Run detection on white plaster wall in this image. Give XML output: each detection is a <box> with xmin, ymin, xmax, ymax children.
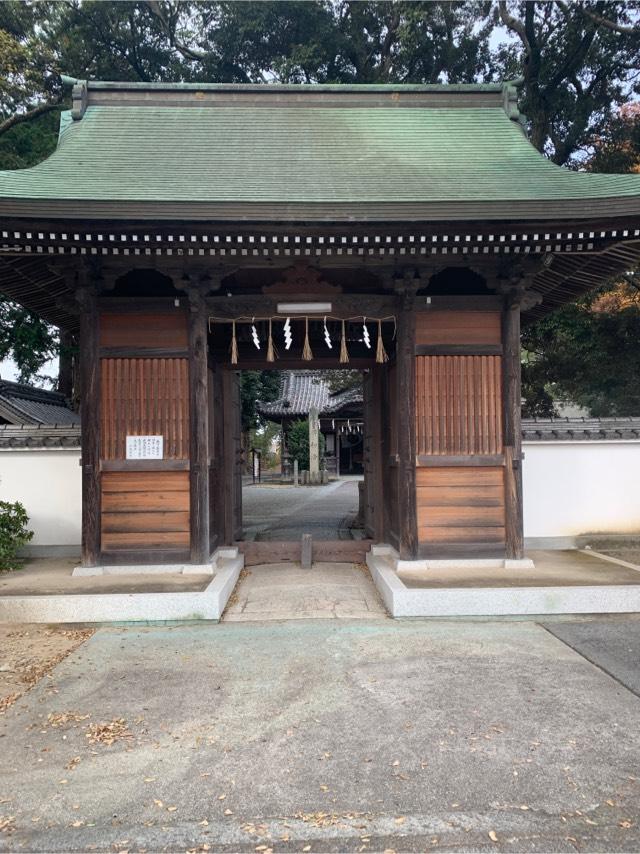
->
<box><xmin>523</xmin><ymin>441</ymin><xmax>640</xmax><ymax>538</ymax></box>
<box><xmin>0</xmin><ymin>450</ymin><xmax>81</xmax><ymax>546</ymax></box>
<box><xmin>0</xmin><ymin>442</ymin><xmax>639</xmax><ymax>549</ymax></box>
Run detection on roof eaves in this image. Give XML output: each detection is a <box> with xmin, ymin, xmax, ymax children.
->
<box><xmin>3</xmin><ymin>198</ymin><xmax>640</xmax><ymax>223</ymax></box>
<box><xmin>0</xmin><ymin>397</ymin><xmax>40</xmax><ymax>425</ymax></box>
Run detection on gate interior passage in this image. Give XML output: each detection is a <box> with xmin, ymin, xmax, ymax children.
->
<box><xmin>1</xmin><ymin>79</ymin><xmax>639</xmax><ymax>573</ymax></box>
<box><xmin>208</xmin><ymin>316</ymin><xmax>392</xmax><ymax>565</ymax></box>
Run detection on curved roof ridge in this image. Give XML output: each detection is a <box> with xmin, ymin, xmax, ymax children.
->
<box><xmin>62</xmin><ymin>78</ymin><xmax>515</xmax><ymax>94</ymax></box>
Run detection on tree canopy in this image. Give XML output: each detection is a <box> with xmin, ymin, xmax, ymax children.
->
<box><xmin>1</xmin><ymin>1</ymin><xmax>639</xmax><ymax>413</ymax></box>
<box><xmin>240</xmin><ymin>370</ymin><xmax>281</xmax><ymax>432</ymax></box>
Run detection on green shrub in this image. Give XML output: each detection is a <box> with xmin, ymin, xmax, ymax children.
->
<box><xmin>0</xmin><ymin>501</ymin><xmax>34</xmax><ymax>572</ymax></box>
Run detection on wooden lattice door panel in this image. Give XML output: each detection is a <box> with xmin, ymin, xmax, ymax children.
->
<box><xmin>415</xmin><ymin>355</ymin><xmax>503</xmax><ymax>456</ymax></box>
<box><xmin>100</xmin><ymin>358</ymin><xmax>189</xmax><ymax>460</ymax></box>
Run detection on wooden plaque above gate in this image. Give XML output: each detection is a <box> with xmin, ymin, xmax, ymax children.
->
<box><xmin>262</xmin><ymin>264</ymin><xmax>342</xmax><ymax>296</ymax></box>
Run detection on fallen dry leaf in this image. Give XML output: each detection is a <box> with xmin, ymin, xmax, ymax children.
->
<box><xmin>48</xmin><ymin>711</ymin><xmax>90</xmax><ymax>728</ymax></box>
<box><xmin>0</xmin><ymin>817</ymin><xmax>16</xmax><ymax>834</ymax></box>
<box><xmin>488</xmin><ymin>830</ymin><xmax>498</xmax><ymax>843</ymax></box>
<box><xmin>86</xmin><ymin>718</ymin><xmax>132</xmax><ymax>746</ymax></box>
<box><xmin>0</xmin><ymin>694</ymin><xmax>21</xmax><ymax>714</ymax></box>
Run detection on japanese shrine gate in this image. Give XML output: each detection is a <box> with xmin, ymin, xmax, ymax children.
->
<box><xmin>1</xmin><ymin>79</ymin><xmax>640</xmax><ymax>571</ymax></box>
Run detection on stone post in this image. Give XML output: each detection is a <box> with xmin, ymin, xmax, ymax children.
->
<box><xmin>309</xmin><ymin>406</ymin><xmax>320</xmax><ymax>485</ymax></box>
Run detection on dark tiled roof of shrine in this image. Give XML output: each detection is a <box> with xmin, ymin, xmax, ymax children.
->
<box><xmin>322</xmin><ymin>386</ymin><xmax>364</xmax><ymax>415</ymax></box>
<box><xmin>0</xmin><ymin>408</ymin><xmax>636</xmax><ymax>446</ymax></box>
<box><xmin>0</xmin><ymin>380</ymin><xmax>79</xmax><ymax>426</ymax></box>
<box><xmin>521</xmin><ymin>417</ymin><xmax>640</xmax><ymax>441</ymax></box>
<box><xmin>0</xmin><ymin>423</ymin><xmax>81</xmax><ymax>448</ymax></box>
<box><xmin>257</xmin><ymin>372</ymin><xmax>363</xmax><ymax>420</ymax></box>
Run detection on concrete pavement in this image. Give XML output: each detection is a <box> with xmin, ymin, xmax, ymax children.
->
<box><xmin>1</xmin><ymin>617</ymin><xmax>640</xmax><ymax>852</ymax></box>
<box><xmin>242</xmin><ymin>480</ymin><xmax>361</xmax><ymax>541</ymax></box>
<box><xmin>222</xmin><ymin>562</ymin><xmax>387</xmax><ymax>621</ymax></box>
<box><xmin>543</xmin><ymin>616</ymin><xmax>640</xmax><ymax>697</ymax></box>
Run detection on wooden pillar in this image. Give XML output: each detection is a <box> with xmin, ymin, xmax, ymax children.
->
<box><xmin>370</xmin><ymin>366</ymin><xmax>385</xmax><ymax>542</ymax></box>
<box><xmin>502</xmin><ymin>298</ymin><xmax>524</xmax><ymax>559</ymax></box>
<box><xmin>210</xmin><ymin>364</ymin><xmax>224</xmax><ymax>551</ymax></box>
<box><xmin>188</xmin><ymin>291</ymin><xmax>210</xmax><ymax>564</ymax></box>
<box><xmin>76</xmin><ymin>284</ymin><xmax>100</xmax><ymax>567</ymax></box>
<box><xmin>396</xmin><ymin>283</ymin><xmax>419</xmax><ymax>560</ymax></box>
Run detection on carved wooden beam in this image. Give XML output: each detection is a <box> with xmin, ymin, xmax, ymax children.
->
<box><xmin>262</xmin><ymin>263</ymin><xmax>341</xmax><ymax>295</ymax></box>
<box><xmin>205</xmin><ymin>293</ymin><xmax>397</xmax><ymax>318</ymax></box>
<box><xmin>490</xmin><ymin>257</ymin><xmax>546</xmax><ymax>309</ymax></box>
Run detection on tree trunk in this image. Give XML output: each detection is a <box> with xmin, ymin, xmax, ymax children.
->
<box><xmin>57</xmin><ymin>329</ymin><xmax>75</xmax><ymax>401</ymax></box>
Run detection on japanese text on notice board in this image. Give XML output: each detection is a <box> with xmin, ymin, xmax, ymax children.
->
<box><xmin>126</xmin><ymin>435</ymin><xmax>164</xmax><ymax>459</ymax></box>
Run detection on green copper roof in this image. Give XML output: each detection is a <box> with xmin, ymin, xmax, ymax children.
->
<box><xmin>0</xmin><ymin>81</ymin><xmax>639</xmax><ymax>221</ymax></box>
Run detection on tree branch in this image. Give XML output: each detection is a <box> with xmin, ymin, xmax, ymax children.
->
<box><xmin>0</xmin><ymin>101</ymin><xmax>62</xmax><ymax>137</ymax></box>
<box><xmin>544</xmin><ymin>4</ymin><xmax>601</xmax><ymax>94</ymax></box>
<box><xmin>379</xmin><ymin>11</ymin><xmax>400</xmax><ymax>80</ymax></box>
<box><xmin>580</xmin><ymin>6</ymin><xmax>640</xmax><ymax>35</ymax></box>
<box><xmin>145</xmin><ymin>0</ymin><xmax>208</xmax><ymax>62</ymax></box>
<box><xmin>498</xmin><ymin>0</ymin><xmax>532</xmax><ymax>59</ymax></box>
